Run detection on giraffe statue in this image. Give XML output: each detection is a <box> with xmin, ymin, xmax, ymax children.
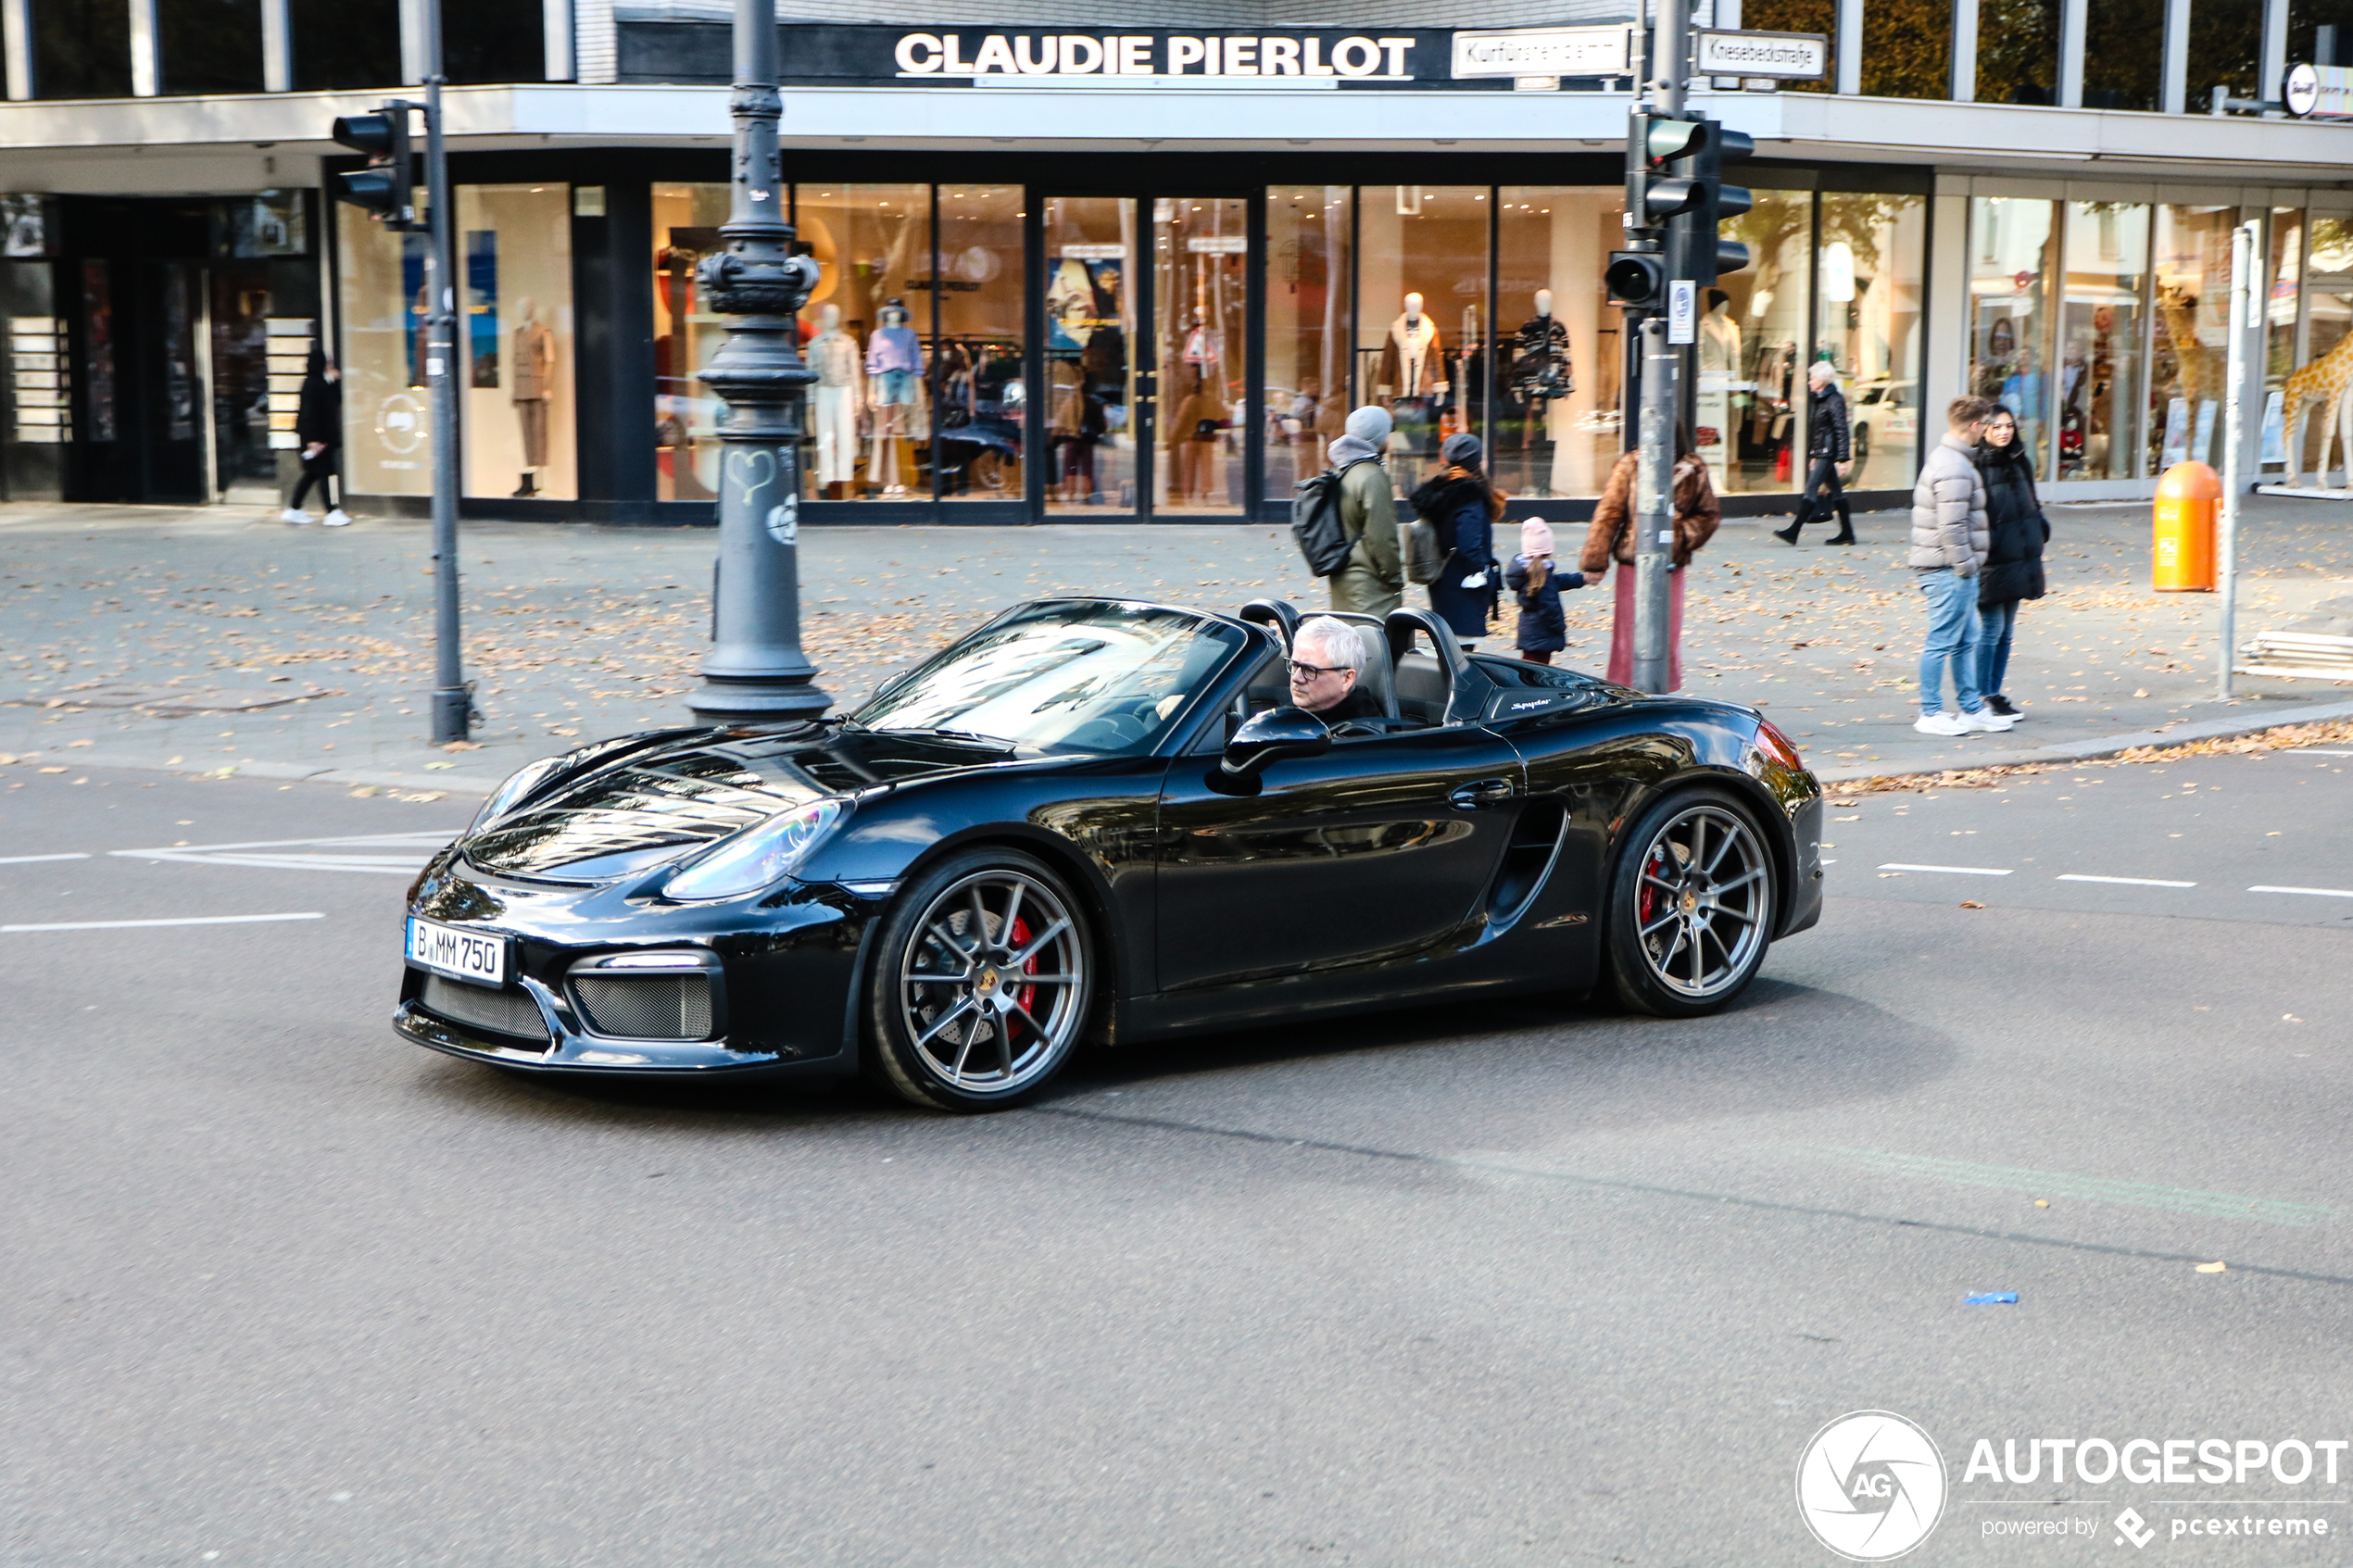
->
<box><xmin>2284</xmin><ymin>332</ymin><xmax>2353</xmax><ymax>489</ymax></box>
<box><xmin>2154</xmin><ymin>283</ymin><xmax>2216</xmax><ymax>408</ymax></box>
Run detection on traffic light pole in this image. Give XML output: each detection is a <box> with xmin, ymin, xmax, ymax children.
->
<box><xmin>1633</xmin><ymin>319</ymin><xmax>1680</xmax><ymax>694</ymax></box>
<box><xmin>686</xmin><ymin>0</ymin><xmax>830</xmax><ymax>721</ymax></box>
<box><xmin>422</xmin><ymin>40</ymin><xmax>468</xmax><ymax>743</ymax></box>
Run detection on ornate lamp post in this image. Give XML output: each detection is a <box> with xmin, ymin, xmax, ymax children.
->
<box><xmin>686</xmin><ymin>0</ymin><xmax>831</xmax><ymax>721</ymax></box>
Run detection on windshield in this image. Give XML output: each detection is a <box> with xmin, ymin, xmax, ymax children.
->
<box><xmin>852</xmin><ymin>600</ymin><xmax>1247</xmax><ymax>755</ymax></box>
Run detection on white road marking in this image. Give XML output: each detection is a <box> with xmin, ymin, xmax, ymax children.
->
<box><xmin>0</xmin><ymin>852</ymin><xmax>89</xmax><ymax>865</ymax></box>
<box><xmin>2057</xmin><ymin>874</ymin><xmax>2196</xmax><ymax>888</ymax></box>
<box><xmin>111</xmin><ymin>830</ymin><xmax>452</xmax><ymax>876</ymax></box>
<box><xmin>2248</xmin><ymin>884</ymin><xmax>2353</xmax><ymax>898</ymax></box>
<box><xmin>1</xmin><ymin>911</ymin><xmax>325</xmax><ymax>933</ymax></box>
<box><xmin>2290</xmin><ymin>748</ymin><xmax>2353</xmax><ymax>757</ymax></box>
<box><xmin>1876</xmin><ymin>863</ymin><xmax>2013</xmax><ymax>876</ymax></box>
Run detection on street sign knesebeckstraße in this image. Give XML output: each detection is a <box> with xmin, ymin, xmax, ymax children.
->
<box><xmin>1451</xmin><ymin>24</ymin><xmax>1632</xmax><ymax>81</ymax></box>
<box><xmin>1692</xmin><ymin>29</ymin><xmax>1830</xmax><ymax>81</ymax></box>
<box><xmin>2284</xmin><ymin>61</ymin><xmax>2353</xmax><ymax>118</ymax></box>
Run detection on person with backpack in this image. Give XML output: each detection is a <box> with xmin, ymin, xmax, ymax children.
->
<box><xmin>1409</xmin><ymin>433</ymin><xmax>1505</xmax><ymax>648</ymax></box>
<box><xmin>1315</xmin><ymin>405</ymin><xmax>1401</xmax><ymax>617</ymax></box>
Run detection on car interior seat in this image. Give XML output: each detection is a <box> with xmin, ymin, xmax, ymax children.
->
<box><xmin>1385</xmin><ymin>608</ymin><xmax>1466</xmax><ymax>726</ymax></box>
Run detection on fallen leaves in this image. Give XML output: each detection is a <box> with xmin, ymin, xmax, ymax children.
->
<box><xmin>1959</xmin><ymin>900</ymin><xmax>1985</xmax><ymax>909</ymax></box>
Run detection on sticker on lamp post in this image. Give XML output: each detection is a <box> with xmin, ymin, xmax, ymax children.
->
<box><xmin>1667</xmin><ymin>281</ymin><xmax>1697</xmax><ymax>345</ymax></box>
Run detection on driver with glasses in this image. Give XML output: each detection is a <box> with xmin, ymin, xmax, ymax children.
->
<box><xmin>1287</xmin><ymin>616</ymin><xmax>1383</xmax><ymax>726</ymax></box>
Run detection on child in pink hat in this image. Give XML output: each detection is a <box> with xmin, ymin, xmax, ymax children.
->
<box><xmin>1504</xmin><ymin>518</ymin><xmax>1584</xmax><ymax>664</ymax></box>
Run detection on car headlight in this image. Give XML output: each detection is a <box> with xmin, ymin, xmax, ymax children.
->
<box><xmin>470</xmin><ymin>755</ymin><xmax>567</xmax><ymax>833</ymax></box>
<box><xmin>664</xmin><ymin>798</ymin><xmax>847</xmax><ymax>901</ymax></box>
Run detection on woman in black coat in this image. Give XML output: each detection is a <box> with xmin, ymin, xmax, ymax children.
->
<box><xmin>1409</xmin><ymin>432</ymin><xmax>1503</xmax><ymax>647</ymax></box>
<box><xmin>1973</xmin><ymin>408</ymin><xmax>2048</xmax><ymax>717</ymax></box>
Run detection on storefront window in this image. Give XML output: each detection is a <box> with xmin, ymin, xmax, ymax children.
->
<box><xmin>456</xmin><ymin>184</ymin><xmax>574</xmax><ymax>501</ymax></box>
<box><xmin>1265</xmin><ymin>186</ymin><xmax>1352</xmax><ymax>503</ymax></box>
<box><xmin>1818</xmin><ymin>193</ymin><xmax>1927</xmax><ymax>489</ymax></box>
<box><xmin>936</xmin><ymin>185</ymin><xmax>1024</xmax><ymax>503</ymax></box>
<box><xmin>336</xmin><ymin>207</ymin><xmax>430</xmax><ymax>496</ymax></box>
<box><xmin>1968</xmin><ymin>196</ymin><xmax>2057</xmax><ymax>474</ymax></box>
<box><xmin>1358</xmin><ymin>185</ymin><xmax>1487</xmax><ymax>485</ymax></box>
<box><xmin>2265</xmin><ymin>207</ymin><xmax>2304</xmax><ymax>467</ymax></box>
<box><xmin>1862</xmin><ymin>0</ymin><xmax>1953</xmax><ymax>97</ymax></box>
<box><xmin>2083</xmin><ymin>0</ymin><xmax>2164</xmax><ymax>108</ymax></box>
<box><xmin>2148</xmin><ymin>205</ymin><xmax>2238</xmax><ymax>472</ymax></box>
<box><xmin>1153</xmin><ymin>197</ymin><xmax>1248</xmax><ymax>514</ymax></box>
<box><xmin>651</xmin><ymin>182</ymin><xmax>727</xmax><ymax>503</ymax></box>
<box><xmin>1494</xmin><ymin>187</ymin><xmax>1624</xmax><ymax>500</ymax></box>
<box><xmin>2301</xmin><ymin>214</ymin><xmax>2353</xmax><ymax>473</ymax></box>
<box><xmin>797</xmin><ymin>183</ymin><xmax>933</xmax><ymax>501</ymax></box>
<box><xmin>1719</xmin><ymin>189</ymin><xmax>1813</xmax><ymax>494</ymax></box>
<box><xmin>1041</xmin><ymin>195</ymin><xmax>1137</xmax><ymax>513</ymax></box>
<box><xmin>2056</xmin><ymin>201</ymin><xmax>2147</xmax><ymax>481</ymax></box>
<box><xmin>1977</xmin><ymin>0</ymin><xmax>2060</xmax><ymax>102</ymax></box>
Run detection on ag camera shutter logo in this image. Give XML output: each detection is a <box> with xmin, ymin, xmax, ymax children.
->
<box><xmin>1795</xmin><ymin>1411</ymin><xmax>1947</xmax><ymax>1561</ymax></box>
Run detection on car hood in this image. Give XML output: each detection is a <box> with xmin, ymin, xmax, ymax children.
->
<box><xmin>463</xmin><ymin>722</ymin><xmax>1014</xmax><ymax>882</ymax></box>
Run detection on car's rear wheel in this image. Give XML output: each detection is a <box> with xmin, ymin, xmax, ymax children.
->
<box><xmin>1604</xmin><ymin>788</ymin><xmax>1775</xmax><ymax>1017</ymax></box>
<box><xmin>864</xmin><ymin>848</ymin><xmax>1094</xmax><ymax>1111</ymax></box>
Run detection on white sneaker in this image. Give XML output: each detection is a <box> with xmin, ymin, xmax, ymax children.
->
<box><xmin>322</xmin><ymin>508</ymin><xmax>352</xmax><ymax>527</ymax></box>
<box><xmin>282</xmin><ymin>508</ymin><xmax>311</xmax><ymax>524</ymax></box>
<box><xmin>1914</xmin><ymin>712</ymin><xmax>1969</xmax><ymax>736</ymax></box>
<box><xmin>1963</xmin><ymin>708</ymin><xmax>2017</xmax><ymax>733</ymax></box>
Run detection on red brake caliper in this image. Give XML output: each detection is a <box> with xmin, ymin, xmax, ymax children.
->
<box><xmin>1008</xmin><ymin>915</ymin><xmax>1037</xmax><ymax>1032</ymax></box>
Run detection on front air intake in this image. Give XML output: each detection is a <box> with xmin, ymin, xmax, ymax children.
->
<box><xmin>571</xmin><ymin>974</ymin><xmax>714</xmax><ymax>1040</ymax></box>
<box><xmin>419</xmin><ymin>974</ymin><xmax>551</xmax><ymax>1046</ymax></box>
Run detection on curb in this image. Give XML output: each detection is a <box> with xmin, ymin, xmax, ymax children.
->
<box><xmin>1813</xmin><ymin>697</ymin><xmax>2353</xmax><ymax>784</ymax></box>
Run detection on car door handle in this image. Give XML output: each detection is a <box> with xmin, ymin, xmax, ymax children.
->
<box><xmin>1448</xmin><ymin>778</ymin><xmax>1516</xmax><ymax>809</ymax></box>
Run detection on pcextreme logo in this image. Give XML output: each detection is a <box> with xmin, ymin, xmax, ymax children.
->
<box><xmin>1796</xmin><ymin>1411</ymin><xmax>1949</xmax><ymax>1561</ymax></box>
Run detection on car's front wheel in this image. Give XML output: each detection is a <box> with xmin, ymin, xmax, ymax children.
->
<box><xmin>1604</xmin><ymin>788</ymin><xmax>1776</xmax><ymax>1017</ymax></box>
<box><xmin>864</xmin><ymin>848</ymin><xmax>1095</xmax><ymax>1111</ymax></box>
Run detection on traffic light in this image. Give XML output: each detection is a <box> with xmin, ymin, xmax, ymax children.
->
<box><xmin>332</xmin><ymin>107</ymin><xmax>417</xmax><ymax>230</ymax></box>
<box><xmin>1605</xmin><ymin>251</ymin><xmax>1668</xmax><ymax>308</ymax></box>
<box><xmin>1664</xmin><ymin>117</ymin><xmax>1755</xmax><ymax>290</ymax></box>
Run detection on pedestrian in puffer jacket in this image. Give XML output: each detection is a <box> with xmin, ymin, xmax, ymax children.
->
<box><xmin>1972</xmin><ymin>407</ymin><xmax>2048</xmax><ymax>717</ymax></box>
<box><xmin>1410</xmin><ymin>432</ymin><xmax>1504</xmax><ymax>647</ymax></box>
<box><xmin>1910</xmin><ymin>395</ymin><xmax>2008</xmax><ymax>736</ymax></box>
<box><xmin>1504</xmin><ymin>518</ymin><xmax>1587</xmax><ymax>663</ymax></box>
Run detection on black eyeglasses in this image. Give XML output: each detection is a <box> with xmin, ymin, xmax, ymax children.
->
<box><xmin>1287</xmin><ymin>659</ymin><xmax>1347</xmax><ymax>680</ymax></box>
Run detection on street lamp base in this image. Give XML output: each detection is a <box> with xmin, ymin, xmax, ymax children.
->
<box><xmin>686</xmin><ymin>675</ymin><xmax>834</xmax><ymax>722</ymax></box>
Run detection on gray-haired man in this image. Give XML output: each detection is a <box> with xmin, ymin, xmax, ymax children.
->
<box><xmin>1289</xmin><ymin>615</ymin><xmax>1383</xmax><ymax>725</ymax></box>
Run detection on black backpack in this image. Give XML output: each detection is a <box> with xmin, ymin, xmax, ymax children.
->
<box><xmin>1291</xmin><ymin>458</ymin><xmax>1374</xmax><ymax>578</ymax></box>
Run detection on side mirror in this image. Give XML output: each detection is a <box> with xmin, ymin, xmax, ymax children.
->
<box><xmin>1214</xmin><ymin>706</ymin><xmax>1330</xmax><ymax>794</ymax></box>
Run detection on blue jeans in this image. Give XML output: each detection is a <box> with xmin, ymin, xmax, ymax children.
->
<box><xmin>1918</xmin><ymin>569</ymin><xmax>1984</xmax><ymax>715</ymax></box>
<box><xmin>1977</xmin><ymin>599</ymin><xmax>2020</xmax><ymax>697</ymax></box>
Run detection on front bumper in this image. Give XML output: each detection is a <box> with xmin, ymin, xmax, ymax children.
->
<box><xmin>394</xmin><ymin>853</ymin><xmax>887</xmax><ymax>1080</ymax></box>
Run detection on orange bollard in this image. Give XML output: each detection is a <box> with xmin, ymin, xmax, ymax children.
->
<box><xmin>2152</xmin><ymin>461</ymin><xmax>2220</xmax><ymax>592</ymax></box>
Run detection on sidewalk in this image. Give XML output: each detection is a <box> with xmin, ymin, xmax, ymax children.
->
<box><xmin>5</xmin><ymin>495</ymin><xmax>2352</xmax><ymax>794</ymax></box>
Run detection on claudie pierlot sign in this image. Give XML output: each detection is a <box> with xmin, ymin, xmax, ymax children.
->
<box><xmin>614</xmin><ymin>21</ymin><xmax>1642</xmax><ymax>88</ymax></box>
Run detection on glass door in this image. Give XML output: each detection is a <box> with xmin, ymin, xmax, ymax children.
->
<box><xmin>1152</xmin><ymin>195</ymin><xmax>1249</xmax><ymax>515</ymax></box>
<box><xmin>1041</xmin><ymin>195</ymin><xmax>1139</xmax><ymax>514</ymax></box>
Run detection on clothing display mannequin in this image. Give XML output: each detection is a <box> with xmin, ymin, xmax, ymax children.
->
<box><xmin>1695</xmin><ymin>289</ymin><xmax>1743</xmax><ymax>489</ymax></box>
<box><xmin>1510</xmin><ymin>288</ymin><xmax>1574</xmax><ymax>409</ymax></box>
<box><xmin>1375</xmin><ymin>292</ymin><xmax>1446</xmax><ymax>402</ymax></box>
<box><xmin>510</xmin><ymin>297</ymin><xmax>556</xmax><ymax>497</ymax></box>
<box><xmin>809</xmin><ymin>302</ymin><xmax>863</xmax><ymax>493</ymax></box>
<box><xmin>865</xmin><ymin>296</ymin><xmax>922</xmax><ymax>497</ymax></box>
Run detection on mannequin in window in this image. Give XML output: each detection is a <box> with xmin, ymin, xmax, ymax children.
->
<box><xmin>809</xmin><ymin>302</ymin><xmax>862</xmax><ymax>497</ymax></box>
<box><xmin>1695</xmin><ymin>289</ymin><xmax>1742</xmax><ymax>489</ymax></box>
<box><xmin>510</xmin><ymin>296</ymin><xmax>556</xmax><ymax>497</ymax></box>
<box><xmin>1376</xmin><ymin>291</ymin><xmax>1446</xmax><ymax>463</ymax></box>
<box><xmin>1510</xmin><ymin>288</ymin><xmax>1573</xmax><ymax>415</ymax></box>
<box><xmin>865</xmin><ymin>296</ymin><xmax>922</xmax><ymax>498</ymax></box>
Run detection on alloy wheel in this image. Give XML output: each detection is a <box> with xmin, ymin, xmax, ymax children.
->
<box><xmin>1632</xmin><ymin>803</ymin><xmax>1770</xmax><ymax>999</ymax></box>
<box><xmin>897</xmin><ymin>869</ymin><xmax>1086</xmax><ymax>1092</ymax></box>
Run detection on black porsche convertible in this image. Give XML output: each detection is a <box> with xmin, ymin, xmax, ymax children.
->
<box><xmin>396</xmin><ymin>596</ymin><xmax>1823</xmax><ymax>1110</ymax></box>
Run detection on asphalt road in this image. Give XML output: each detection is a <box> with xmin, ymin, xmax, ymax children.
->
<box><xmin>6</xmin><ymin>757</ymin><xmax>2353</xmax><ymax>1565</ymax></box>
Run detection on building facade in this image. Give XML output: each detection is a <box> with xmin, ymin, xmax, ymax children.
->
<box><xmin>0</xmin><ymin>0</ymin><xmax>2347</xmax><ymax>523</ymax></box>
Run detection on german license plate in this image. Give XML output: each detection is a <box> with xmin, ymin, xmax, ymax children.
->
<box><xmin>407</xmin><ymin>917</ymin><xmax>508</xmax><ymax>985</ymax></box>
